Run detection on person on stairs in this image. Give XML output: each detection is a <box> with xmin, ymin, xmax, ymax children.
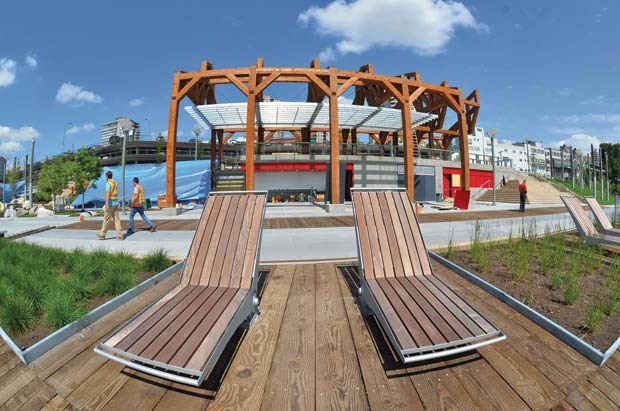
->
<box><xmin>519</xmin><ymin>179</ymin><xmax>528</xmax><ymax>212</ymax></box>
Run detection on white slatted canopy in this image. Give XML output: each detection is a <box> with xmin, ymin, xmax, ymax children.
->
<box><xmin>185</xmin><ymin>102</ymin><xmax>436</xmax><ymax>132</ymax></box>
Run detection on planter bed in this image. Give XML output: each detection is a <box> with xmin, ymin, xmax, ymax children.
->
<box><xmin>0</xmin><ymin>240</ymin><xmax>176</xmax><ymax>349</ymax></box>
<box><xmin>441</xmin><ymin>231</ymin><xmax>620</xmax><ymax>353</ymax></box>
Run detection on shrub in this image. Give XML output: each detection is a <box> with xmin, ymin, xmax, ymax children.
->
<box><xmin>43</xmin><ymin>292</ymin><xmax>85</xmax><ymax>329</ymax></box>
<box><xmin>607</xmin><ymin>289</ymin><xmax>619</xmax><ymax>315</ymax></box>
<box><xmin>142</xmin><ymin>249</ymin><xmax>173</xmax><ymax>273</ymax></box>
<box><xmin>469</xmin><ymin>220</ymin><xmax>484</xmax><ymax>264</ymax></box>
<box><xmin>0</xmin><ymin>293</ymin><xmax>37</xmax><ymax>335</ymax></box>
<box><xmin>512</xmin><ymin>241</ymin><xmax>530</xmax><ymax>282</ymax></box>
<box><xmin>584</xmin><ymin>303</ymin><xmax>605</xmax><ymax>332</ymax></box>
<box><xmin>64</xmin><ymin>274</ymin><xmax>95</xmax><ymax>303</ymax></box>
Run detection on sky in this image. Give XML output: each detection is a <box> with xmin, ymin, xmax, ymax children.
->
<box><xmin>1</xmin><ymin>0</ymin><xmax>620</xmax><ymax>162</ymax></box>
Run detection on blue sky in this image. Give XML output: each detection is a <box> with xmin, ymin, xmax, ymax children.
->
<box><xmin>1</xmin><ymin>0</ymin><xmax>619</xmax><ymax>161</ymax></box>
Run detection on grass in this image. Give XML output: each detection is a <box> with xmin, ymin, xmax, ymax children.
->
<box><xmin>550</xmin><ymin>178</ymin><xmax>615</xmax><ymax>205</ymax></box>
<box><xmin>584</xmin><ymin>303</ymin><xmax>606</xmax><ymax>332</ymax></box>
<box><xmin>0</xmin><ymin>240</ymin><xmax>174</xmax><ymax>338</ymax></box>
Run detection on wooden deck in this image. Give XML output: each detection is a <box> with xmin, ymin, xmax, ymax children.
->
<box><xmin>59</xmin><ymin>206</ymin><xmax>571</xmax><ymax>232</ymax></box>
<box><xmin>1</xmin><ymin>262</ymin><xmax>619</xmax><ymax>410</ymax></box>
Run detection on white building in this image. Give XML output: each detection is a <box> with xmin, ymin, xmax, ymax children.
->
<box><xmin>468</xmin><ymin>127</ymin><xmax>529</xmax><ymax>172</ymax></box>
<box><xmin>101</xmin><ymin>117</ymin><xmax>141</xmax><ymax>146</ymax></box>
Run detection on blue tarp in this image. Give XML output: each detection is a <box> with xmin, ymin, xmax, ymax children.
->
<box><xmin>71</xmin><ymin>161</ymin><xmax>212</xmax><ymax>208</ymax></box>
<box><xmin>1</xmin><ymin>180</ymin><xmax>26</xmax><ymax>201</ymax></box>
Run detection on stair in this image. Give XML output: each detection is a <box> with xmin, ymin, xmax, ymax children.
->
<box><xmin>215</xmin><ymin>170</ymin><xmax>245</xmax><ymax>192</ymax></box>
<box><xmin>476</xmin><ymin>176</ymin><xmax>564</xmax><ymax>205</ymax></box>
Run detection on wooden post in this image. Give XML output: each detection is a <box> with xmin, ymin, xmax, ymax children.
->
<box><xmin>217</xmin><ymin>130</ymin><xmax>224</xmax><ymax>171</ymax></box>
<box><xmin>257</xmin><ymin>127</ymin><xmax>265</xmax><ymax>154</ymax></box>
<box><xmin>245</xmin><ymin>68</ymin><xmax>257</xmax><ymax>190</ymax></box>
<box><xmin>458</xmin><ymin>103</ymin><xmax>471</xmax><ymax>190</ymax></box>
<box><xmin>301</xmin><ymin>127</ymin><xmax>311</xmax><ymax>154</ymax></box>
<box><xmin>329</xmin><ymin>70</ymin><xmax>340</xmax><ymax>204</ymax></box>
<box><xmin>165</xmin><ymin>73</ymin><xmax>181</xmax><ymax>207</ymax></box>
<box><xmin>210</xmin><ymin>129</ymin><xmax>217</xmax><ymax>189</ymax></box>
<box><xmin>401</xmin><ymin>85</ymin><xmax>415</xmax><ymax>202</ymax></box>
<box><xmin>351</xmin><ymin>128</ymin><xmax>357</xmax><ymax>155</ymax></box>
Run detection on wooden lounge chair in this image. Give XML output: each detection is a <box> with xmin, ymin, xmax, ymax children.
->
<box><xmin>584</xmin><ymin>197</ymin><xmax>620</xmax><ymax>237</ymax></box>
<box><xmin>351</xmin><ymin>188</ymin><xmax>505</xmax><ymax>363</ymax></box>
<box><xmin>561</xmin><ymin>195</ymin><xmax>620</xmax><ymax>246</ymax></box>
<box><xmin>95</xmin><ymin>191</ymin><xmax>267</xmax><ymax>386</ymax></box>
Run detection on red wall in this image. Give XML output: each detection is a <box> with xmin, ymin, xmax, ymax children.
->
<box><xmin>442</xmin><ymin>168</ymin><xmax>492</xmax><ymax>198</ymax></box>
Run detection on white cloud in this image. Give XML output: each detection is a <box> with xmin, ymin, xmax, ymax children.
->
<box><xmin>0</xmin><ymin>125</ymin><xmax>40</xmax><ymax>153</ymax></box>
<box><xmin>66</xmin><ymin>123</ymin><xmax>96</xmax><ymax>135</ymax></box>
<box><xmin>0</xmin><ymin>58</ymin><xmax>17</xmax><ymax>87</ymax></box>
<box><xmin>25</xmin><ymin>53</ymin><xmax>37</xmax><ymax>69</ymax></box>
<box><xmin>129</xmin><ymin>98</ymin><xmax>144</xmax><ymax>107</ymax></box>
<box><xmin>55</xmin><ymin>82</ymin><xmax>103</xmax><ymax>104</ymax></box>
<box><xmin>581</xmin><ymin>95</ymin><xmax>615</xmax><ymax>106</ymax></box>
<box><xmin>299</xmin><ymin>0</ymin><xmax>485</xmax><ymax>59</ymax></box>
<box><xmin>552</xmin><ymin>134</ymin><xmax>601</xmax><ymax>152</ymax></box>
<box><xmin>319</xmin><ymin>47</ymin><xmax>336</xmax><ymax>63</ymax></box>
<box><xmin>557</xmin><ymin>88</ymin><xmax>570</xmax><ymax>96</ymax></box>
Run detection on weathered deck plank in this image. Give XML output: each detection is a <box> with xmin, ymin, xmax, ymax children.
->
<box><xmin>260</xmin><ymin>265</ymin><xmax>316</xmax><ymax>410</ymax></box>
<box><xmin>208</xmin><ymin>265</ymin><xmax>295</xmax><ymax>410</ymax></box>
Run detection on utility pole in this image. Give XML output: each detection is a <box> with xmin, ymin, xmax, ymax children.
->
<box><xmin>605</xmin><ymin>151</ymin><xmax>610</xmax><ymax>201</ymax></box>
<box><xmin>581</xmin><ymin>155</ymin><xmax>584</xmax><ymax>194</ymax></box>
<box><xmin>1</xmin><ymin>156</ymin><xmax>6</xmax><ymax>205</ymax></box>
<box><xmin>590</xmin><ymin>144</ymin><xmax>595</xmax><ymax>190</ymax></box>
<box><xmin>193</xmin><ymin>128</ymin><xmax>202</xmax><ymax>161</ymax></box>
<box><xmin>29</xmin><ymin>138</ymin><xmax>35</xmax><ymax>206</ymax></box>
<box><xmin>560</xmin><ymin>145</ymin><xmax>565</xmax><ymax>181</ymax></box>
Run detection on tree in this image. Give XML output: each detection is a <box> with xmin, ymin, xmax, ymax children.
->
<box><xmin>600</xmin><ymin>143</ymin><xmax>620</xmax><ymax>189</ymax></box>
<box><xmin>5</xmin><ymin>167</ymin><xmax>21</xmax><ymax>201</ymax></box>
<box><xmin>70</xmin><ymin>148</ymin><xmax>102</xmax><ymax>209</ymax></box>
<box><xmin>37</xmin><ymin>158</ymin><xmax>69</xmax><ymax>211</ymax></box>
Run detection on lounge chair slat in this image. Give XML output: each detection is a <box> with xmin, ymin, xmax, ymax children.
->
<box><xmin>395</xmin><ymin>276</ymin><xmax>472</xmax><ymax>340</ymax></box>
<box><xmin>129</xmin><ymin>287</ymin><xmax>219</xmax><ymax>356</ymax></box>
<box><xmin>366</xmin><ymin>280</ymin><xmax>423</xmax><ymax>348</ymax></box>
<box><xmin>398</xmin><ymin>192</ymin><xmax>432</xmax><ymax>275</ymax></box>
<box><xmin>351</xmin><ymin>189</ymin><xmax>504</xmax><ymax>363</ymax></box>
<box><xmin>185</xmin><ymin>289</ymin><xmax>249</xmax><ymax>370</ymax></box>
<box><xmin>96</xmin><ymin>191</ymin><xmax>266</xmax><ymax>386</ymax></box>
<box><xmin>352</xmin><ymin>194</ymin><xmax>375</xmax><ymax>279</ymax></box>
<box><xmin>379</xmin><ymin>278</ymin><xmax>450</xmax><ymax>345</ymax></box>
<box><xmin>157</xmin><ymin>288</ymin><xmax>238</xmax><ymax>364</ymax></box>
<box><xmin>210</xmin><ymin>195</ymin><xmax>247</xmax><ymax>287</ymax></box>
<box><xmin>104</xmin><ymin>285</ymin><xmax>188</xmax><ymax>348</ymax></box>
<box><xmin>585</xmin><ymin>197</ymin><xmax>613</xmax><ymax>230</ymax></box>
<box><xmin>377</xmin><ymin>192</ymin><xmax>405</xmax><ymax>277</ymax></box>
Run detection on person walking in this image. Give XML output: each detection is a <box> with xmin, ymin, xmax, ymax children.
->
<box><xmin>519</xmin><ymin>179</ymin><xmax>528</xmax><ymax>212</ymax></box>
<box><xmin>97</xmin><ymin>171</ymin><xmax>124</xmax><ymax>240</ymax></box>
<box><xmin>127</xmin><ymin>177</ymin><xmax>156</xmax><ymax>235</ymax></box>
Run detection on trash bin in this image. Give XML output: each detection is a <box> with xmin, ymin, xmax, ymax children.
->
<box><xmin>146</xmin><ymin>199</ymin><xmax>152</xmax><ymax>209</ymax></box>
<box><xmin>436</xmin><ymin>193</ymin><xmax>443</xmax><ymax>202</ymax></box>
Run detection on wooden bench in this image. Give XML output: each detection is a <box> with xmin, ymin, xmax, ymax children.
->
<box><xmin>562</xmin><ymin>195</ymin><xmax>620</xmax><ymax>246</ymax></box>
<box><xmin>584</xmin><ymin>197</ymin><xmax>620</xmax><ymax>237</ymax></box>
<box><xmin>95</xmin><ymin>191</ymin><xmax>267</xmax><ymax>386</ymax></box>
<box><xmin>352</xmin><ymin>188</ymin><xmax>505</xmax><ymax>363</ymax></box>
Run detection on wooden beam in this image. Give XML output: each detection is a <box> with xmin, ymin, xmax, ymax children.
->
<box><xmin>306</xmin><ymin>72</ymin><xmax>331</xmax><ymax>96</ymax></box>
<box><xmin>225</xmin><ymin>73</ymin><xmax>249</xmax><ymax>96</ymax></box>
<box><xmin>165</xmin><ymin>73</ymin><xmax>181</xmax><ymax>207</ymax></box>
<box><xmin>401</xmin><ymin>83</ymin><xmax>414</xmax><ymax>202</ymax></box>
<box><xmin>223</xmin><ymin>132</ymin><xmax>235</xmax><ymax>143</ymax></box>
<box><xmin>457</xmin><ymin>103</ymin><xmax>470</xmax><ymax>190</ymax></box>
<box><xmin>255</xmin><ymin>71</ymin><xmax>280</xmax><ymax>95</ymax></box>
<box><xmin>408</xmin><ymin>86</ymin><xmax>426</xmax><ymax>104</ymax></box>
<box><xmin>245</xmin><ymin>68</ymin><xmax>257</xmax><ymax>190</ymax></box>
<box><xmin>177</xmin><ymin>75</ymin><xmax>202</xmax><ymax>100</ymax></box>
<box><xmin>217</xmin><ymin>130</ymin><xmax>224</xmax><ymax>171</ymax></box>
<box><xmin>329</xmin><ymin>70</ymin><xmax>340</xmax><ymax>204</ymax></box>
<box><xmin>336</xmin><ymin>76</ymin><xmax>359</xmax><ymax>97</ymax></box>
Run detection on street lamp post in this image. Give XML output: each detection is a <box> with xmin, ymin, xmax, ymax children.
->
<box><xmin>28</xmin><ymin>138</ymin><xmax>35</xmax><ymax>206</ymax></box>
<box><xmin>524</xmin><ymin>136</ymin><xmax>531</xmax><ymax>175</ymax></box>
<box><xmin>193</xmin><ymin>128</ymin><xmax>202</xmax><ymax>161</ymax></box>
<box><xmin>120</xmin><ymin>128</ymin><xmax>128</xmax><ymax>214</ymax></box>
<box><xmin>62</xmin><ymin>122</ymin><xmax>73</xmax><ymax>155</ymax></box>
<box><xmin>487</xmin><ymin>129</ymin><xmax>497</xmax><ymax>206</ymax></box>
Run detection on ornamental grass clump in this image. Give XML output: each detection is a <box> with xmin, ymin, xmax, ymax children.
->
<box><xmin>143</xmin><ymin>249</ymin><xmax>173</xmax><ymax>273</ymax></box>
<box><xmin>469</xmin><ymin>220</ymin><xmax>484</xmax><ymax>265</ymax></box>
<box><xmin>584</xmin><ymin>303</ymin><xmax>605</xmax><ymax>332</ymax></box>
<box><xmin>512</xmin><ymin>241</ymin><xmax>530</xmax><ymax>282</ymax></box>
<box><xmin>0</xmin><ymin>292</ymin><xmax>37</xmax><ymax>336</ymax></box>
<box><xmin>446</xmin><ymin>227</ymin><xmax>456</xmax><ymax>260</ymax></box>
<box><xmin>43</xmin><ymin>291</ymin><xmax>85</xmax><ymax>329</ymax></box>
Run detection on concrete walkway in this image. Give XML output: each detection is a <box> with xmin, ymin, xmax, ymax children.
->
<box><xmin>19</xmin><ymin>207</ymin><xmax>609</xmax><ymax>263</ymax></box>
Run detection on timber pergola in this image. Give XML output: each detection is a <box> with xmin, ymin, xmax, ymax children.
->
<box><xmin>164</xmin><ymin>58</ymin><xmax>480</xmax><ymax>205</ymax></box>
